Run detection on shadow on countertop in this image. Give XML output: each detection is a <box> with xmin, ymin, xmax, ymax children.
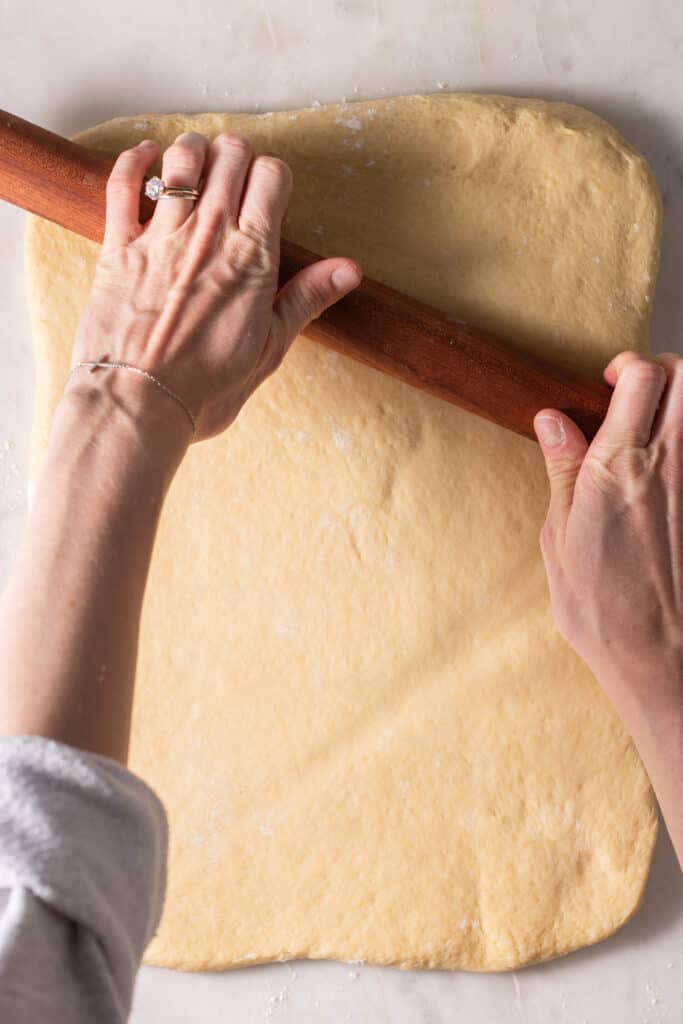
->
<box><xmin>551</xmin><ymin>816</ymin><xmax>683</xmax><ymax>974</ymax></box>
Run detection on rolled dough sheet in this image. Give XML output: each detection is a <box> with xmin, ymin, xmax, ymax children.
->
<box><xmin>25</xmin><ymin>94</ymin><xmax>661</xmax><ymax>972</ymax></box>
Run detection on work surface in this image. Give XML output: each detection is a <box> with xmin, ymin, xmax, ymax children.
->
<box><xmin>1</xmin><ymin>1</ymin><xmax>682</xmax><ymax>1021</ymax></box>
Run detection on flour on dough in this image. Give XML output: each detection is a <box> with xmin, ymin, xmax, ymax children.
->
<box><xmin>25</xmin><ymin>94</ymin><xmax>661</xmax><ymax>972</ymax></box>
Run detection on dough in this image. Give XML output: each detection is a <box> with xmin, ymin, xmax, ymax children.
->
<box><xmin>25</xmin><ymin>94</ymin><xmax>661</xmax><ymax>972</ymax></box>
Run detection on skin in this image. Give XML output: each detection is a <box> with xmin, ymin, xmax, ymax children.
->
<box><xmin>0</xmin><ymin>131</ymin><xmax>680</xmax><ymax>874</ymax></box>
<box><xmin>0</xmin><ymin>132</ymin><xmax>361</xmax><ymax>760</ymax></box>
<box><xmin>535</xmin><ymin>354</ymin><xmax>683</xmax><ymax>868</ymax></box>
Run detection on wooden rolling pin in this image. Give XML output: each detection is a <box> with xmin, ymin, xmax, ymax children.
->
<box><xmin>0</xmin><ymin>108</ymin><xmax>613</xmax><ymax>441</ymax></box>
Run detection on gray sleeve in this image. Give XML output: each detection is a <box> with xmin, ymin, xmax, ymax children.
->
<box><xmin>0</xmin><ymin>735</ymin><xmax>168</xmax><ymax>1024</ymax></box>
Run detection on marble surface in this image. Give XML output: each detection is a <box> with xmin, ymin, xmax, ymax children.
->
<box><xmin>1</xmin><ymin>1</ymin><xmax>682</xmax><ymax>1021</ymax></box>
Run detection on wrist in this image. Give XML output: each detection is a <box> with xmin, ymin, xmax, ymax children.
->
<box><xmin>60</xmin><ymin>367</ymin><xmax>191</xmax><ymax>479</ymax></box>
<box><xmin>598</xmin><ymin>659</ymin><xmax>683</xmax><ymax>750</ymax></box>
<box><xmin>605</xmin><ymin>667</ymin><xmax>683</xmax><ymax>872</ymax></box>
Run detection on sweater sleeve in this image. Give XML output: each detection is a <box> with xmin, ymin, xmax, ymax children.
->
<box><xmin>0</xmin><ymin>735</ymin><xmax>168</xmax><ymax>1024</ymax></box>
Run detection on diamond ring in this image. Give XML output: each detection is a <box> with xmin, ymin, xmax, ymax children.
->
<box><xmin>144</xmin><ymin>176</ymin><xmax>201</xmax><ymax>201</ymax></box>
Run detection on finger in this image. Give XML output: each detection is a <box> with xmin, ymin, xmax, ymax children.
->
<box><xmin>594</xmin><ymin>352</ymin><xmax>667</xmax><ymax>449</ymax></box>
<box><xmin>534</xmin><ymin>410</ymin><xmax>589</xmax><ymax>535</ymax></box>
<box><xmin>651</xmin><ymin>352</ymin><xmax>683</xmax><ymax>438</ymax></box>
<box><xmin>103</xmin><ymin>140</ymin><xmax>160</xmax><ymax>249</ymax></box>
<box><xmin>603</xmin><ymin>349</ymin><xmax>640</xmax><ymax>387</ymax></box>
<box><xmin>195</xmin><ymin>133</ymin><xmax>254</xmax><ymax>230</ymax></box>
<box><xmin>269</xmin><ymin>257</ymin><xmax>362</xmax><ymax>364</ymax></box>
<box><xmin>238</xmin><ymin>156</ymin><xmax>293</xmax><ymax>249</ymax></box>
<box><xmin>148</xmin><ymin>131</ymin><xmax>209</xmax><ymax>236</ymax></box>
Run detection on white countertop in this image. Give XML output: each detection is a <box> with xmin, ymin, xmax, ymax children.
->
<box><xmin>1</xmin><ymin>1</ymin><xmax>682</xmax><ymax>1021</ymax></box>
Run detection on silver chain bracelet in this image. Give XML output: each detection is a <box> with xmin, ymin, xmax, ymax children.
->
<box><xmin>68</xmin><ymin>360</ymin><xmax>196</xmax><ymax>438</ymax></box>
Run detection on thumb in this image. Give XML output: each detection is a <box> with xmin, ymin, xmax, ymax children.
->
<box><xmin>533</xmin><ymin>410</ymin><xmax>588</xmax><ymax>529</ymax></box>
<box><xmin>272</xmin><ymin>257</ymin><xmax>362</xmax><ymax>345</ymax></box>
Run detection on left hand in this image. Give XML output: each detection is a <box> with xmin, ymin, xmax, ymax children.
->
<box><xmin>67</xmin><ymin>132</ymin><xmax>362</xmax><ymax>444</ymax></box>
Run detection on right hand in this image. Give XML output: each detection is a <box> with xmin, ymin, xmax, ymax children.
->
<box><xmin>533</xmin><ymin>350</ymin><xmax>683</xmax><ymax>729</ymax></box>
<box><xmin>66</xmin><ymin>131</ymin><xmax>362</xmax><ymax>444</ymax></box>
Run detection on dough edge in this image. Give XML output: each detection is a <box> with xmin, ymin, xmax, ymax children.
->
<box><xmin>25</xmin><ymin>93</ymin><xmax>661</xmax><ymax>973</ymax></box>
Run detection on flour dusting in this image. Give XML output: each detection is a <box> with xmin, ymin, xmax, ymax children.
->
<box><xmin>333</xmin><ymin>429</ymin><xmax>352</xmax><ymax>450</ymax></box>
<box><xmin>335</xmin><ymin>115</ymin><xmax>363</xmax><ymax>131</ymax></box>
<box><xmin>512</xmin><ymin>974</ymin><xmax>523</xmax><ymax>1018</ymax></box>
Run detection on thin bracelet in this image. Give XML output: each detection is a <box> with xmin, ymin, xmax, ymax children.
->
<box><xmin>68</xmin><ymin>360</ymin><xmax>196</xmax><ymax>437</ymax></box>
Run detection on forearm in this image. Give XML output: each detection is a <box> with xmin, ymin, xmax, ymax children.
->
<box><xmin>606</xmin><ymin>673</ymin><xmax>683</xmax><ymax>869</ymax></box>
<box><xmin>0</xmin><ymin>377</ymin><xmax>187</xmax><ymax>762</ymax></box>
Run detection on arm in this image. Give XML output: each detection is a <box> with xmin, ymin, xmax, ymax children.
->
<box><xmin>0</xmin><ymin>132</ymin><xmax>360</xmax><ymax>1023</ymax></box>
<box><xmin>625</xmin><ymin>688</ymin><xmax>683</xmax><ymax>867</ymax></box>
<box><xmin>0</xmin><ymin>130</ymin><xmax>361</xmax><ymax>764</ymax></box>
<box><xmin>0</xmin><ymin>377</ymin><xmax>186</xmax><ymax>762</ymax></box>
<box><xmin>534</xmin><ymin>351</ymin><xmax>683</xmax><ymax>868</ymax></box>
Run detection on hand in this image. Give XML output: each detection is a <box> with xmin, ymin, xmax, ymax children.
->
<box><xmin>533</xmin><ymin>350</ymin><xmax>683</xmax><ymax>728</ymax></box>
<box><xmin>66</xmin><ymin>132</ymin><xmax>362</xmax><ymax>445</ymax></box>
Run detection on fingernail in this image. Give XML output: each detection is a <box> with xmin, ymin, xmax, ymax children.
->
<box><xmin>331</xmin><ymin>264</ymin><xmax>360</xmax><ymax>291</ymax></box>
<box><xmin>138</xmin><ymin>138</ymin><xmax>157</xmax><ymax>149</ymax></box>
<box><xmin>535</xmin><ymin>415</ymin><xmax>565</xmax><ymax>448</ymax></box>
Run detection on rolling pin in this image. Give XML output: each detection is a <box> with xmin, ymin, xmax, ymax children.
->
<box><xmin>0</xmin><ymin>108</ymin><xmax>613</xmax><ymax>442</ymax></box>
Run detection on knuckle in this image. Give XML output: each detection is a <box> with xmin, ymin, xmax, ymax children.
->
<box><xmin>547</xmin><ymin>454</ymin><xmax>583</xmax><ymax>492</ymax></box>
<box><xmin>116</xmin><ymin>148</ymin><xmax>140</xmax><ymax>164</ymax></box>
<box><xmin>226</xmin><ymin>230</ymin><xmax>274</xmax><ymax>275</ymax></box>
<box><xmin>255</xmin><ymin>155</ymin><xmax>292</xmax><ymax>186</ymax></box>
<box><xmin>239</xmin><ymin>213</ymin><xmax>272</xmax><ymax>248</ymax></box>
<box><xmin>609</xmin><ymin>349</ymin><xmax>639</xmax><ymax>375</ymax></box>
<box><xmin>588</xmin><ymin>444</ymin><xmax>648</xmax><ymax>488</ymax></box>
<box><xmin>166</xmin><ymin>141</ymin><xmax>204</xmax><ymax>173</ymax></box>
<box><xmin>295</xmin><ymin>278</ymin><xmax>328</xmax><ymax>317</ymax></box>
<box><xmin>99</xmin><ymin>241</ymin><xmax>146</xmax><ymax>274</ymax></box>
<box><xmin>623</xmin><ymin>359</ymin><xmax>665</xmax><ymax>388</ymax></box>
<box><xmin>106</xmin><ymin>175</ymin><xmax>134</xmax><ymax>197</ymax></box>
<box><xmin>581</xmin><ymin>454</ymin><xmax>616</xmax><ymax>496</ymax></box>
<box><xmin>108</xmin><ymin>153</ymin><xmax>140</xmax><ymax>187</ymax></box>
<box><xmin>174</xmin><ymin>131</ymin><xmax>206</xmax><ymax>144</ymax></box>
<box><xmin>614</xmin><ymin>348</ymin><xmax>640</xmax><ymax>364</ymax></box>
<box><xmin>550</xmin><ymin>453</ymin><xmax>582</xmax><ymax>479</ymax></box>
<box><xmin>215</xmin><ymin>132</ymin><xmax>252</xmax><ymax>158</ymax></box>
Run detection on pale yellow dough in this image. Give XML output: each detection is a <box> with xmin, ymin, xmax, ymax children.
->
<box><xmin>26</xmin><ymin>94</ymin><xmax>661</xmax><ymax>972</ymax></box>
